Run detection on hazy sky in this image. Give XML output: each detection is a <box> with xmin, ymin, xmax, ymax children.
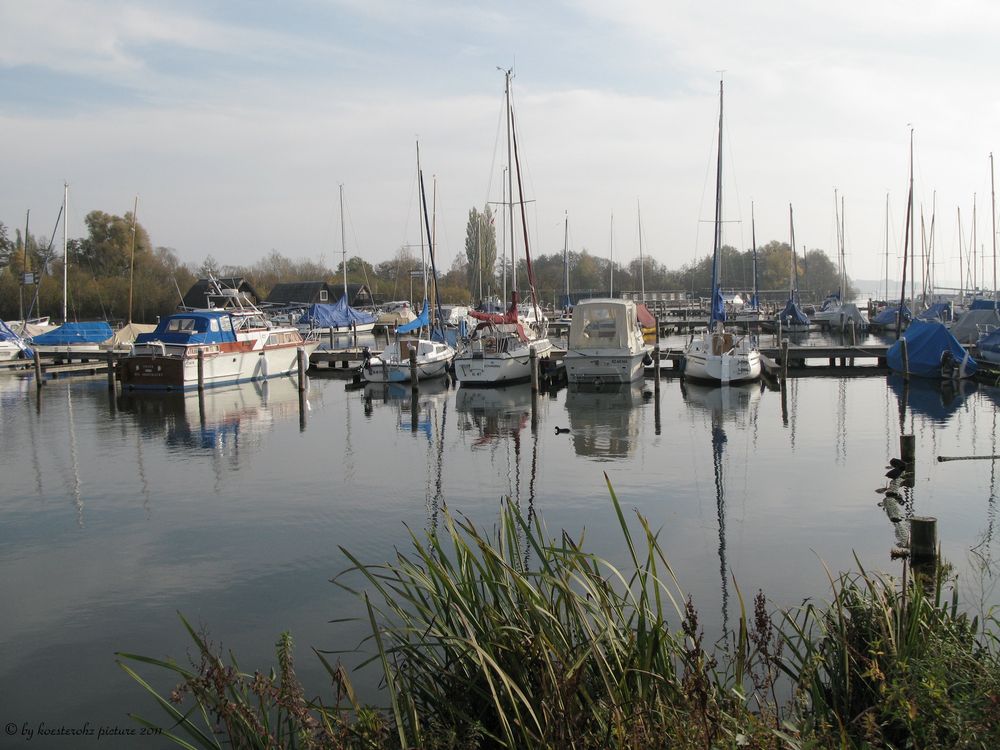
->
<box><xmin>3</xmin><ymin>1</ymin><xmax>999</xmax><ymax>290</ymax></box>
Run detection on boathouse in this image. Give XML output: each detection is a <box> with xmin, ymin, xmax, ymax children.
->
<box><xmin>266</xmin><ymin>281</ymin><xmax>373</xmax><ymax>307</ymax></box>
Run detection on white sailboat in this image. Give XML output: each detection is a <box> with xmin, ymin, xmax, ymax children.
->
<box><xmin>682</xmin><ymin>79</ymin><xmax>761</xmax><ymax>385</ymax></box>
<box><xmin>454</xmin><ymin>70</ymin><xmax>553</xmax><ymax>386</ymax></box>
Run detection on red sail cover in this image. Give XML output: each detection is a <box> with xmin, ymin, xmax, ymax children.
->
<box><xmin>636</xmin><ymin>303</ymin><xmax>656</xmax><ymax>330</ymax></box>
<box><xmin>470</xmin><ymin>291</ymin><xmax>519</xmax><ymax>325</ymax></box>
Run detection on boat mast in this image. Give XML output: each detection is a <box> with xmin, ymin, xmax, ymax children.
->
<box><xmin>339</xmin><ymin>183</ymin><xmax>348</xmax><ymax>303</ymax></box>
<box><xmin>637</xmin><ymin>199</ymin><xmax>646</xmax><ymax>305</ymax></box>
<box><xmin>750</xmin><ymin>201</ymin><xmax>758</xmax><ymax>309</ymax></box>
<box><xmin>563</xmin><ymin>211</ymin><xmax>569</xmax><ymax>310</ymax></box>
<box><xmin>991</xmin><ymin>152</ymin><xmax>997</xmax><ymax>306</ymax></box>
<box><xmin>609</xmin><ymin>212</ymin><xmax>614</xmax><ymax>298</ymax></box>
<box><xmin>510</xmin><ymin>101</ymin><xmax>541</xmax><ymax>324</ymax></box>
<box><xmin>896</xmin><ymin>127</ymin><xmax>914</xmax><ymax>339</ymax></box>
<box><xmin>62</xmin><ymin>184</ymin><xmax>69</xmax><ymax>324</ymax></box>
<box><xmin>788</xmin><ymin>204</ymin><xmax>796</xmax><ymax>301</ymax></box>
<box><xmin>416</xmin><ymin>141</ymin><xmax>428</xmax><ymax>310</ymax></box>
<box><xmin>710</xmin><ymin>78</ymin><xmax>724</xmax><ymax>326</ymax></box>
<box><xmin>503</xmin><ymin>67</ymin><xmax>514</xmax><ymax>303</ymax></box>
<box><xmin>128</xmin><ymin>195</ymin><xmax>138</xmax><ymax>325</ymax></box>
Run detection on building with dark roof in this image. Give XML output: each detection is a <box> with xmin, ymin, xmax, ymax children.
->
<box><xmin>266</xmin><ymin>281</ymin><xmax>373</xmax><ymax>307</ymax></box>
<box><xmin>181</xmin><ymin>278</ymin><xmax>261</xmax><ymax>309</ymax></box>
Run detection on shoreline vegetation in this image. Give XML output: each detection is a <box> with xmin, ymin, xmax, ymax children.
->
<box><xmin>118</xmin><ymin>477</ymin><xmax>999</xmax><ymax>749</ymax></box>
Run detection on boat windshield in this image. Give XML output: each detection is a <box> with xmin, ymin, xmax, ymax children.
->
<box><xmin>569</xmin><ymin>303</ymin><xmax>626</xmax><ymax>348</ymax></box>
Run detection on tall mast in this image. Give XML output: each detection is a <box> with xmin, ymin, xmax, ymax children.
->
<box><xmin>991</xmin><ymin>152</ymin><xmax>997</xmax><ymax>305</ymax></box>
<box><xmin>510</xmin><ymin>102</ymin><xmax>540</xmax><ymax>323</ymax></box>
<box><xmin>788</xmin><ymin>204</ymin><xmax>796</xmax><ymax>299</ymax></box>
<box><xmin>884</xmin><ymin>193</ymin><xmax>889</xmax><ymax>303</ymax></box>
<box><xmin>416</xmin><ymin>141</ymin><xmax>427</xmax><ymax>306</ymax></box>
<box><xmin>637</xmin><ymin>199</ymin><xmax>646</xmax><ymax>304</ymax></box>
<box><xmin>503</xmin><ymin>67</ymin><xmax>514</xmax><ymax>301</ymax></box>
<box><xmin>896</xmin><ymin>127</ymin><xmax>913</xmax><ymax>339</ymax></box>
<box><xmin>957</xmin><ymin>206</ymin><xmax>964</xmax><ymax>299</ymax></box>
<box><xmin>750</xmin><ymin>201</ymin><xmax>758</xmax><ymax>309</ymax></box>
<box><xmin>339</xmin><ymin>183</ymin><xmax>347</xmax><ymax>302</ymax></box>
<box><xmin>709</xmin><ymin>78</ymin><xmax>724</xmax><ymax>326</ymax></box>
<box><xmin>128</xmin><ymin>195</ymin><xmax>138</xmax><ymax>324</ymax></box>
<box><xmin>609</xmin><ymin>212</ymin><xmax>614</xmax><ymax>297</ymax></box>
<box><xmin>562</xmin><ymin>211</ymin><xmax>569</xmax><ymax>309</ymax></box>
<box><xmin>63</xmin><ymin>183</ymin><xmax>68</xmax><ymax>323</ymax></box>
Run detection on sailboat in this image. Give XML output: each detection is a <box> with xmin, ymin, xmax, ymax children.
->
<box><xmin>298</xmin><ymin>185</ymin><xmax>377</xmax><ymax>336</ymax></box>
<box><xmin>775</xmin><ymin>204</ymin><xmax>811</xmax><ymax>334</ymax></box>
<box><xmin>454</xmin><ymin>70</ymin><xmax>553</xmax><ymax>386</ymax></box>
<box><xmin>681</xmin><ymin>79</ymin><xmax>761</xmax><ymax>385</ymax></box>
<box><xmin>363</xmin><ymin>146</ymin><xmax>456</xmax><ymax>384</ymax></box>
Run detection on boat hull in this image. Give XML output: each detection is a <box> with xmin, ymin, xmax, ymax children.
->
<box><xmin>120</xmin><ymin>342</ymin><xmax>318</xmax><ymax>391</ymax></box>
<box><xmin>564</xmin><ymin>350</ymin><xmax>649</xmax><ymax>385</ymax></box>
<box><xmin>682</xmin><ymin>330</ymin><xmax>761</xmax><ymax>384</ymax></box>
<box><xmin>454</xmin><ymin>339</ymin><xmax>554</xmax><ymax>386</ymax></box>
<box><xmin>362</xmin><ymin>357</ymin><xmax>450</xmax><ymax>383</ymax></box>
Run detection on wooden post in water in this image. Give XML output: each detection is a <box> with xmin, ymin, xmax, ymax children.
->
<box><xmin>197</xmin><ymin>348</ymin><xmax>206</xmax><ymax>391</ymax></box>
<box><xmin>34</xmin><ymin>349</ymin><xmax>43</xmax><ymax>389</ymax></box>
<box><xmin>106</xmin><ymin>350</ymin><xmax>115</xmax><ymax>391</ymax></box>
<box><xmin>910</xmin><ymin>516</ymin><xmax>937</xmax><ymax>561</ymax></box>
<box><xmin>653</xmin><ymin>345</ymin><xmax>661</xmax><ymax>392</ymax></box>
<box><xmin>409</xmin><ymin>346</ymin><xmax>418</xmax><ymax>392</ymax></box>
<box><xmin>900</xmin><ymin>336</ymin><xmax>909</xmax><ymax>379</ymax></box>
<box><xmin>352</xmin><ymin>321</ymin><xmax>358</xmax><ymax>348</ymax></box>
<box><xmin>297</xmin><ymin>346</ymin><xmax>306</xmax><ymax>391</ymax></box>
<box><xmin>530</xmin><ymin>345</ymin><xmax>539</xmax><ymax>393</ymax></box>
<box><xmin>900</xmin><ymin>434</ymin><xmax>915</xmax><ymax>464</ymax></box>
<box><xmin>781</xmin><ymin>338</ymin><xmax>789</xmax><ymax>381</ymax></box>
<box><xmin>328</xmin><ymin>327</ymin><xmax>335</xmax><ymax>351</ymax></box>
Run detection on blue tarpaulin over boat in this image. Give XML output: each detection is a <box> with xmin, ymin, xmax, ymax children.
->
<box><xmin>397</xmin><ymin>300</ymin><xmax>430</xmax><ymax>334</ymax></box>
<box><xmin>0</xmin><ymin>319</ymin><xmax>33</xmax><ymax>357</ymax></box>
<box><xmin>887</xmin><ymin>372</ymin><xmax>976</xmax><ymax>423</ymax></box>
<box><xmin>31</xmin><ymin>321</ymin><xmax>113</xmax><ymax>345</ymax></box>
<box><xmin>916</xmin><ymin>302</ymin><xmax>952</xmax><ymax>322</ymax></box>
<box><xmin>778</xmin><ymin>298</ymin><xmax>809</xmax><ymax>326</ymax></box>
<box><xmin>871</xmin><ymin>304</ymin><xmax>911</xmax><ymax>327</ymax></box>
<box><xmin>976</xmin><ymin>327</ymin><xmax>1000</xmax><ymax>359</ymax></box>
<box><xmin>297</xmin><ymin>297</ymin><xmax>376</xmax><ymax>328</ymax></box>
<box><xmin>887</xmin><ymin>319</ymin><xmax>976</xmax><ymax>379</ymax></box>
<box><xmin>969</xmin><ymin>298</ymin><xmax>999</xmax><ymax>310</ymax></box>
<box><xmin>135</xmin><ymin>311</ymin><xmax>237</xmax><ymax>345</ymax></box>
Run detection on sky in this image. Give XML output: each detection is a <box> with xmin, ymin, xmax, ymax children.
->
<box><xmin>3</xmin><ymin>0</ymin><xmax>1000</xmax><ymax>291</ymax></box>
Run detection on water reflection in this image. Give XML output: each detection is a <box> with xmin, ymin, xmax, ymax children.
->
<box><xmin>682</xmin><ymin>381</ymin><xmax>762</xmax><ymax>634</ymax></box>
<box><xmin>563</xmin><ymin>382</ymin><xmax>649</xmax><ymax>459</ymax></box>
<box><xmin>888</xmin><ymin>373</ymin><xmax>977</xmax><ymax>425</ymax></box>
<box><xmin>362</xmin><ymin>380</ymin><xmax>450</xmax><ymax>527</ymax></box>
<box><xmin>117</xmin><ymin>376</ymin><xmax>307</xmax><ymax>458</ymax></box>
<box><xmin>456</xmin><ymin>384</ymin><xmax>540</xmax><ymax>520</ymax></box>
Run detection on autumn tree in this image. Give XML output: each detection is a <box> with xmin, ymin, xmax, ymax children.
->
<box><xmin>464</xmin><ymin>206</ymin><xmax>497</xmax><ymax>301</ymax></box>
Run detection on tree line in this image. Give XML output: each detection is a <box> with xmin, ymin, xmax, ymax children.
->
<box><xmin>0</xmin><ymin>207</ymin><xmax>852</xmax><ymax>323</ymax></box>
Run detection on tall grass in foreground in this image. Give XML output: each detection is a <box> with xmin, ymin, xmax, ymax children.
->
<box><xmin>118</xmin><ymin>476</ymin><xmax>1000</xmax><ymax>749</ymax></box>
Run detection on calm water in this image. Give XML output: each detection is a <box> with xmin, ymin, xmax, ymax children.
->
<box><xmin>2</xmin><ymin>339</ymin><xmax>999</xmax><ymax>747</ymax></box>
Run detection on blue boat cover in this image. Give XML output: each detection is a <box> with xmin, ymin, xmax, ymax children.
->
<box><xmin>887</xmin><ymin>319</ymin><xmax>976</xmax><ymax>379</ymax></box>
<box><xmin>969</xmin><ymin>298</ymin><xmax>999</xmax><ymax>310</ymax></box>
<box><xmin>871</xmin><ymin>304</ymin><xmax>911</xmax><ymax>327</ymax></box>
<box><xmin>0</xmin><ymin>319</ymin><xmax>33</xmax><ymax>357</ymax></box>
<box><xmin>31</xmin><ymin>321</ymin><xmax>113</xmax><ymax>345</ymax></box>
<box><xmin>135</xmin><ymin>311</ymin><xmax>237</xmax><ymax>345</ymax></box>
<box><xmin>778</xmin><ymin>298</ymin><xmax>809</xmax><ymax>326</ymax></box>
<box><xmin>977</xmin><ymin>327</ymin><xmax>1000</xmax><ymax>357</ymax></box>
<box><xmin>397</xmin><ymin>299</ymin><xmax>430</xmax><ymax>334</ymax></box>
<box><xmin>916</xmin><ymin>302</ymin><xmax>951</xmax><ymax>322</ymax></box>
<box><xmin>298</xmin><ymin>297</ymin><xmax>376</xmax><ymax>328</ymax></box>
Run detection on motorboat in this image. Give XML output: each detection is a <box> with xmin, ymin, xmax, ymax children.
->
<box><xmin>564</xmin><ymin>298</ymin><xmax>651</xmax><ymax>385</ymax></box>
<box><xmin>361</xmin><ymin>338</ymin><xmax>454</xmax><ymax>383</ymax></box>
<box><xmin>119</xmin><ymin>281</ymin><xmax>319</xmax><ymax>391</ymax></box>
<box><xmin>0</xmin><ymin>319</ymin><xmax>34</xmax><ymax>361</ymax></box>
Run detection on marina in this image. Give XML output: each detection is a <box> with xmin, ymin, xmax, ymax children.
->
<box><xmin>2</xmin><ymin>324</ymin><xmax>1000</xmax><ymax>746</ymax></box>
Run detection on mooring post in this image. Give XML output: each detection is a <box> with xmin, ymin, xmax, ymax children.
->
<box><xmin>910</xmin><ymin>516</ymin><xmax>938</xmax><ymax>561</ymax></box>
<box><xmin>352</xmin><ymin>321</ymin><xmax>358</xmax><ymax>348</ymax></box>
<box><xmin>901</xmin><ymin>336</ymin><xmax>909</xmax><ymax>379</ymax></box>
<box><xmin>654</xmin><ymin>345</ymin><xmax>661</xmax><ymax>392</ymax></box>
<box><xmin>33</xmin><ymin>349</ymin><xmax>43</xmax><ymax>389</ymax></box>
<box><xmin>298</xmin><ymin>389</ymin><xmax>307</xmax><ymax>432</ymax></box>
<box><xmin>781</xmin><ymin>338</ymin><xmax>789</xmax><ymax>381</ymax></box>
<box><xmin>197</xmin><ymin>348</ymin><xmax>206</xmax><ymax>391</ymax></box>
<box><xmin>409</xmin><ymin>346</ymin><xmax>418</xmax><ymax>392</ymax></box>
<box><xmin>530</xmin><ymin>345</ymin><xmax>539</xmax><ymax>393</ymax></box>
<box><xmin>328</xmin><ymin>327</ymin><xmax>334</xmax><ymax>351</ymax></box>
<box><xmin>297</xmin><ymin>346</ymin><xmax>306</xmax><ymax>391</ymax></box>
<box><xmin>106</xmin><ymin>350</ymin><xmax>116</xmax><ymax>391</ymax></box>
<box><xmin>900</xmin><ymin>433</ymin><xmax>915</xmax><ymax>464</ymax></box>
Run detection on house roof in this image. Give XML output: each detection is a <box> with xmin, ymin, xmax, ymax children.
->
<box><xmin>181</xmin><ymin>278</ymin><xmax>260</xmax><ymax>309</ymax></box>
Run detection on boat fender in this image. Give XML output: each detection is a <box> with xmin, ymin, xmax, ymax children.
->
<box><xmin>642</xmin><ymin>352</ymin><xmax>653</xmax><ymax>367</ymax></box>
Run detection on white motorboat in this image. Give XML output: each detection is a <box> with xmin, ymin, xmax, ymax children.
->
<box><xmin>564</xmin><ymin>298</ymin><xmax>651</xmax><ymax>385</ymax></box>
<box><xmin>120</xmin><ymin>281</ymin><xmax>319</xmax><ymax>391</ymax></box>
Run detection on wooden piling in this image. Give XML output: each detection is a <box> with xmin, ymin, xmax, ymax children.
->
<box><xmin>409</xmin><ymin>346</ymin><xmax>418</xmax><ymax>391</ymax></box>
<box><xmin>33</xmin><ymin>349</ymin><xmax>43</xmax><ymax>389</ymax></box>
<box><xmin>352</xmin><ymin>321</ymin><xmax>358</xmax><ymax>348</ymax></box>
<box><xmin>197</xmin><ymin>348</ymin><xmax>206</xmax><ymax>391</ymax></box>
<box><xmin>328</xmin><ymin>327</ymin><xmax>335</xmax><ymax>350</ymax></box>
<box><xmin>910</xmin><ymin>516</ymin><xmax>937</xmax><ymax>561</ymax></box>
<box><xmin>901</xmin><ymin>337</ymin><xmax>909</xmax><ymax>379</ymax></box>
<box><xmin>781</xmin><ymin>339</ymin><xmax>789</xmax><ymax>381</ymax></box>
<box><xmin>530</xmin><ymin>345</ymin><xmax>539</xmax><ymax>393</ymax></box>
<box><xmin>900</xmin><ymin>434</ymin><xmax>915</xmax><ymax>464</ymax></box>
<box><xmin>653</xmin><ymin>345</ymin><xmax>661</xmax><ymax>392</ymax></box>
<box><xmin>296</xmin><ymin>346</ymin><xmax>306</xmax><ymax>391</ymax></box>
<box><xmin>106</xmin><ymin>350</ymin><xmax>116</xmax><ymax>391</ymax></box>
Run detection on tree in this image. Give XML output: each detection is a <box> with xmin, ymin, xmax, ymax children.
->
<box><xmin>73</xmin><ymin>211</ymin><xmax>151</xmax><ymax>278</ymax></box>
<box><xmin>464</xmin><ymin>206</ymin><xmax>497</xmax><ymax>302</ymax></box>
<box><xmin>0</xmin><ymin>222</ymin><xmax>15</xmax><ymax>269</ymax></box>
<box><xmin>198</xmin><ymin>254</ymin><xmax>221</xmax><ymax>278</ymax></box>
